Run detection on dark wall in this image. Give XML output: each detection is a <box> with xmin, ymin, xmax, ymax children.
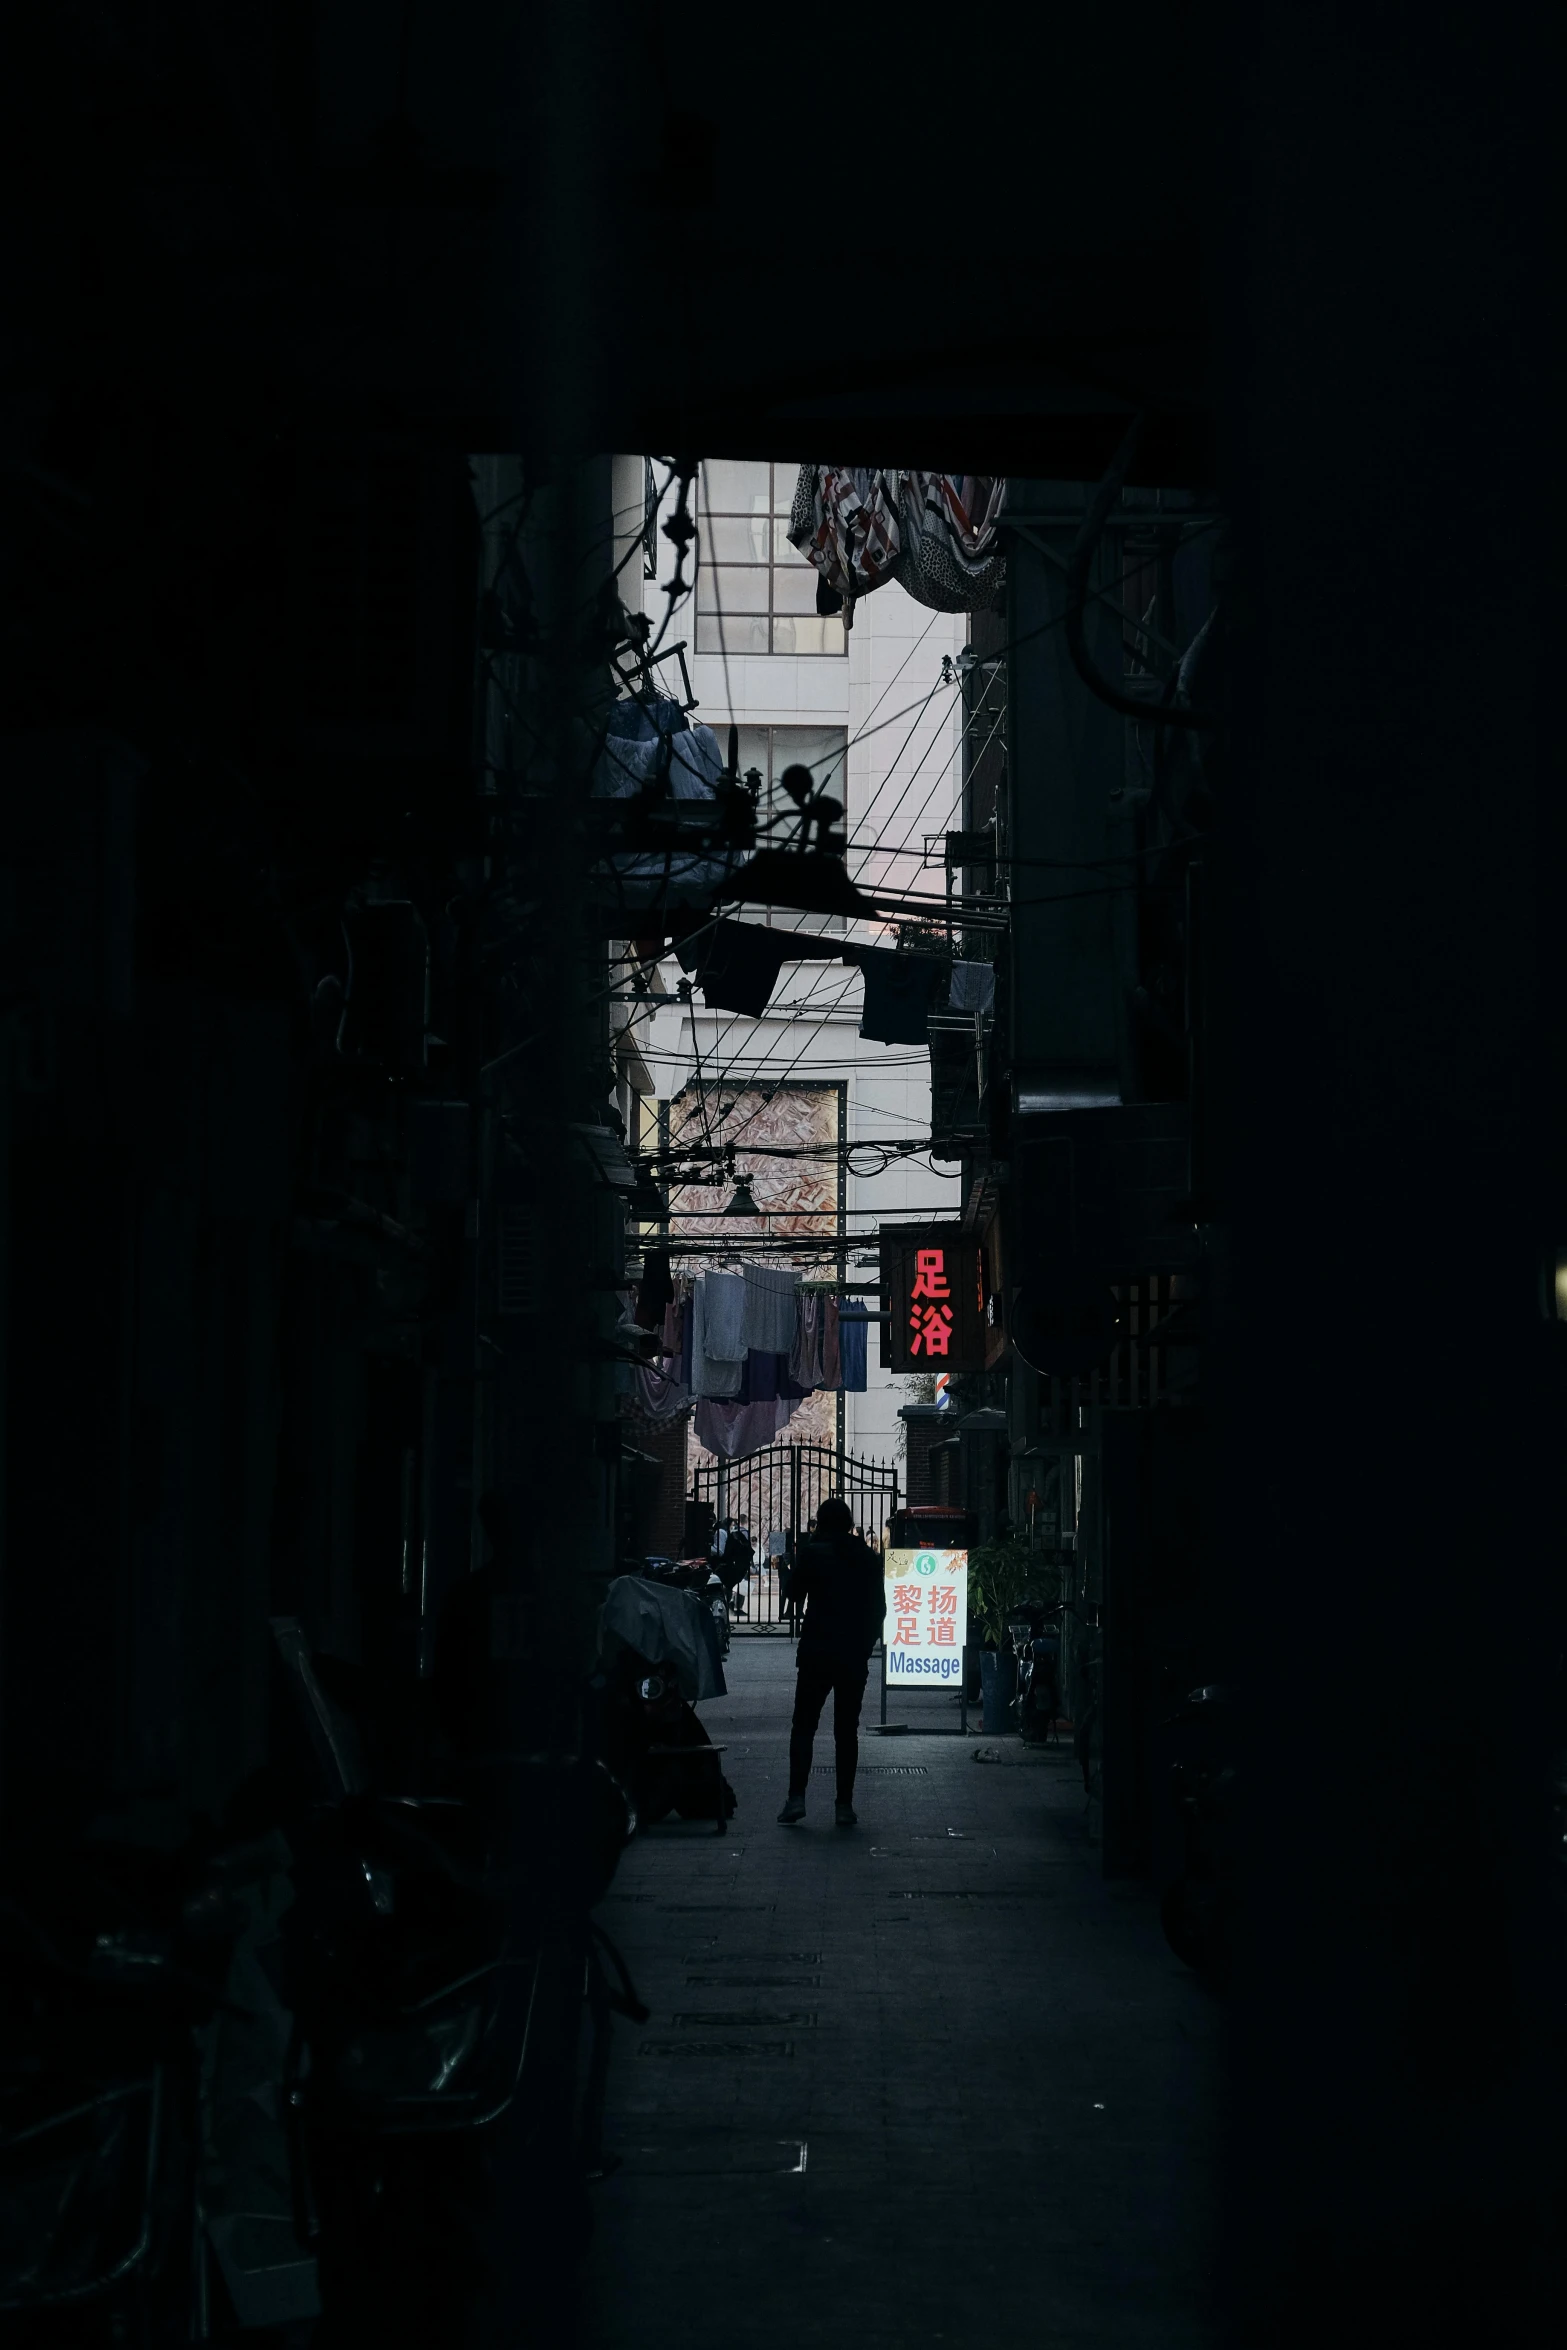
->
<box><xmin>0</xmin><ymin>754</ymin><xmax>299</xmax><ymax>1840</ymax></box>
<box><xmin>1099</xmin><ymin>1406</ymin><xmax>1209</xmax><ymax>1881</ymax></box>
<box><xmin>4</xmin><ymin>5</ymin><xmax>1561</xmax><ymax>2330</ymax></box>
<box><xmin>1</xmin><ymin>404</ymin><xmax>484</xmax><ymax>1844</ymax></box>
<box><xmin>1210</xmin><ymin>6</ymin><xmax>1565</xmax><ymax>2335</ymax></box>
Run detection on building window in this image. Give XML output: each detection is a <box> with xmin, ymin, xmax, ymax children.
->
<box><xmin>730</xmin><ymin>725</ymin><xmax>848</xmax><ymax>832</ymax></box>
<box><xmin>696</xmin><ymin>462</ymin><xmax>846</xmax><ymax>656</ymax></box>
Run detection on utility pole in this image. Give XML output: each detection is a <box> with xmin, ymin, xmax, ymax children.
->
<box><xmin>836</xmin><ymin>1077</ymin><xmax>847</xmax><ymax>1479</ymax></box>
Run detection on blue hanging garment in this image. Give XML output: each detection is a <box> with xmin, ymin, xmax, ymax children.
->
<box><xmin>837</xmin><ymin>1302</ymin><xmax>869</xmax><ymax>1391</ymax></box>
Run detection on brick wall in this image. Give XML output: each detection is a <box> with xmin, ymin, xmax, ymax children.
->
<box><xmin>625</xmin><ymin>1409</ymin><xmax>693</xmax><ymax>1554</ymax></box>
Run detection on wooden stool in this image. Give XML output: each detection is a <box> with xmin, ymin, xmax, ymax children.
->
<box><xmin>646</xmin><ymin>1743</ymin><xmax>729</xmax><ymax>1835</ymax></box>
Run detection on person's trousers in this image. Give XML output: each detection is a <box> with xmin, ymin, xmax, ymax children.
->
<box><xmin>788</xmin><ymin>1654</ymin><xmax>869</xmax><ymax>1802</ymax></box>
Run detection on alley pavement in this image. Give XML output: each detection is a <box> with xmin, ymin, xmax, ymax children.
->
<box><xmin>584</xmin><ymin>1637</ymin><xmax>1221</xmax><ymax>2350</ymax></box>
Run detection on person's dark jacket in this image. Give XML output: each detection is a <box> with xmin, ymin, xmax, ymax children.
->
<box><xmin>715</xmin><ymin>1526</ymin><xmax>753</xmax><ymax>1594</ymax></box>
<box><xmin>792</xmin><ymin>1531</ymin><xmax>885</xmax><ymax>1669</ymax></box>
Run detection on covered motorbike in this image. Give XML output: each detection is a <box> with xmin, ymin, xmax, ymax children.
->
<box><xmin>597</xmin><ymin>1575</ymin><xmax>736</xmax><ymax>1828</ymax></box>
<box><xmin>639</xmin><ymin>1552</ymin><xmax>732</xmax><ymax>1656</ymax></box>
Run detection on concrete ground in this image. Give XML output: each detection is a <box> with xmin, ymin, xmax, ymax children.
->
<box><xmin>584</xmin><ymin>1637</ymin><xmax>1222</xmax><ymax>2349</ymax></box>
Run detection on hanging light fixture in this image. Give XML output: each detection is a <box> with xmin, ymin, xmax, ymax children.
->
<box><xmin>724</xmin><ymin>1174</ymin><xmax>762</xmax><ymax>1219</ymax></box>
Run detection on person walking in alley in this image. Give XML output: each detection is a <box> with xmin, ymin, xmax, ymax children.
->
<box><xmin>777</xmin><ymin>1496</ymin><xmax>885</xmax><ymax>1828</ymax></box>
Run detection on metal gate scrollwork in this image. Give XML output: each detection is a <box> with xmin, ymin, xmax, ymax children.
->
<box><xmin>693</xmin><ymin>1442</ymin><xmax>899</xmax><ymax>1633</ymax></box>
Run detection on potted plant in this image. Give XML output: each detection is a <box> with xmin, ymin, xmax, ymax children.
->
<box><xmin>967</xmin><ymin>1537</ymin><xmax>1058</xmax><ymax>1733</ymax></box>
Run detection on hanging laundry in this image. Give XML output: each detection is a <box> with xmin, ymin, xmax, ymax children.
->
<box><xmin>699</xmin><ymin>1270</ymin><xmax>746</xmax><ymax>1359</ymax></box>
<box><xmin>837</xmin><ymin>1301</ymin><xmax>869</xmax><ymax>1391</ymax></box>
<box><xmin>693</xmin><ymin>1395</ymin><xmax>802</xmax><ymax>1460</ymax></box>
<box><xmin>790</xmin><ymin>1292</ymin><xmax>825</xmax><ymax>1388</ymax></box>
<box><xmin>660</xmin><ymin>1289</ymin><xmax>684</xmax><ymax>1362</ymax></box>
<box><xmin>679</xmin><ymin>920</ymin><xmax>793</xmax><ymax>1018</ymax></box>
<box><xmin>788</xmin><ymin>467</ymin><xmax>1007</xmax><ymax>621</ymax></box>
<box><xmin>948</xmin><ymin>960</ymin><xmax>997</xmax><ymax>1015</ymax></box>
<box><xmin>892</xmin><ymin>472</ymin><xmax>1009</xmax><ymax>614</ymax></box>
<box><xmin>739</xmin><ymin>1347</ymin><xmax>805</xmax><ymax>1402</ymax></box>
<box><xmin>678</xmin><ymin>1289</ymin><xmax>694</xmax><ymax>1387</ymax></box>
<box><xmin>820</xmin><ymin>1296</ymin><xmax>842</xmax><ymax>1389</ymax></box>
<box><xmin>785</xmin><ymin>466</ymin><xmax>903</xmax><ymax>628</ymax></box>
<box><xmin>741</xmin><ymin>1264</ymin><xmax>799</xmax><ymax>1353</ymax></box>
<box><xmin>633</xmin><ymin>1360</ymin><xmax>689</xmax><ymax>1420</ymax></box>
<box><xmin>691</xmin><ymin>1270</ymin><xmax>746</xmax><ymax>1397</ymax></box>
<box><xmin>852</xmin><ymin>946</ymin><xmax>942</xmax><ymax>1046</ymax></box>
<box><xmin>593</xmin><ymin>698</ymin><xmax>724</xmax><ymax>799</ymax></box>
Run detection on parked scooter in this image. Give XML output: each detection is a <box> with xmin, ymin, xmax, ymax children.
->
<box><xmin>598</xmin><ymin>1645</ymin><xmax>736</xmax><ymax>1829</ymax></box>
<box><xmin>1011</xmin><ymin>1610</ymin><xmax>1063</xmax><ymax>1745</ymax></box>
<box><xmin>1159</xmin><ymin>1684</ymin><xmax>1240</xmax><ymax>1981</ymax></box>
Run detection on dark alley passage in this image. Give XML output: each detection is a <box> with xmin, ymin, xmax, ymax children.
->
<box><xmin>5</xmin><ymin>8</ymin><xmax>1562</xmax><ymax>2342</ymax></box>
<box><xmin>588</xmin><ymin>1639</ymin><xmax>1220</xmax><ymax>2350</ymax></box>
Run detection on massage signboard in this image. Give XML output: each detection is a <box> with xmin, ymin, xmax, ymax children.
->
<box><xmin>883</xmin><ymin>1546</ymin><xmax>968</xmax><ymax>1685</ymax></box>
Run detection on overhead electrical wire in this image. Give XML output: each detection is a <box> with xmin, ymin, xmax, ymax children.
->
<box><xmin>645</xmin><ymin>496</ymin><xmax>1215</xmax><ymax>805</ymax></box>
<box><xmin>662</xmin><ymin>893</ymin><xmax>878</xmax><ymax>1131</ymax></box>
<box><xmin>635</xmin><ymin>764</ymin><xmax>1187</xmax><ymax>1243</ymax></box>
<box><xmin>711</xmin><ymin>964</ymin><xmax>908</xmax><ymax>1163</ymax></box>
<box><xmin>849</xmin><ymin>694</ymin><xmax>1003</xmax><ymax>894</ymax></box>
<box><xmin>843</xmin><ymin>672</ymin><xmax>958</xmax><ymax>848</ymax></box>
<box><xmin>669</xmin><ymin>461</ymin><xmax>741</xmax><ymax>1160</ymax></box>
<box><xmin>680</xmin><ymin>684</ymin><xmax>1002</xmax><ymax>1089</ymax></box>
<box><xmin>867</xmin><ymin>699</ymin><xmax>993</xmax><ymax>897</ymax></box>
<box><xmin>844</xmin><ymin>604</ymin><xmax>945</xmax><ymax>777</ymax></box>
<box><xmin>656</xmin><ymin>667</ymin><xmax>997</xmax><ymax>1205</ymax></box>
<box><xmin>643</xmin><ymin>1050</ymin><xmax>929</xmax><ymax>1076</ymax></box>
<box><xmin>682</xmin><ymin>965</ymin><xmax>864</xmax><ymax>1147</ymax></box>
<box><xmin>596</xmin><ymin>467</ymin><xmax>1219</xmax><ymax>1181</ymax></box>
<box><xmin>697</xmin><ymin>461</ymin><xmax>738</xmax><ymax>742</ymax></box>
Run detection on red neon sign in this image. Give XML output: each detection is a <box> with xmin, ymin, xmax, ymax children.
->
<box><xmin>908</xmin><ymin>1246</ymin><xmax>955</xmax><ymax>1357</ymax></box>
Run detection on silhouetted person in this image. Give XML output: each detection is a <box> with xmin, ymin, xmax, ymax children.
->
<box><xmin>777</xmin><ymin>1495</ymin><xmax>885</xmax><ymax>1828</ymax></box>
<box><xmin>713</xmin><ymin>1516</ymin><xmax>753</xmax><ymax>1598</ymax></box>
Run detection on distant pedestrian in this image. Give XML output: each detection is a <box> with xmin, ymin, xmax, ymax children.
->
<box><xmin>777</xmin><ymin>1496</ymin><xmax>885</xmax><ymax>1829</ymax></box>
<box><xmin>715</xmin><ymin>1516</ymin><xmax>752</xmax><ymax>1593</ymax></box>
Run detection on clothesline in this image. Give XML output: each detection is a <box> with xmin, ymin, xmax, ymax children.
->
<box><xmin>672</xmin><ymin>917</ymin><xmax>998</xmax><ymax>1038</ymax></box>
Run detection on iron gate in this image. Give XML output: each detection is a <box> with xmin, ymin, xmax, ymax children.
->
<box><xmin>693</xmin><ymin>1442</ymin><xmax>899</xmax><ymax>1633</ymax></box>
